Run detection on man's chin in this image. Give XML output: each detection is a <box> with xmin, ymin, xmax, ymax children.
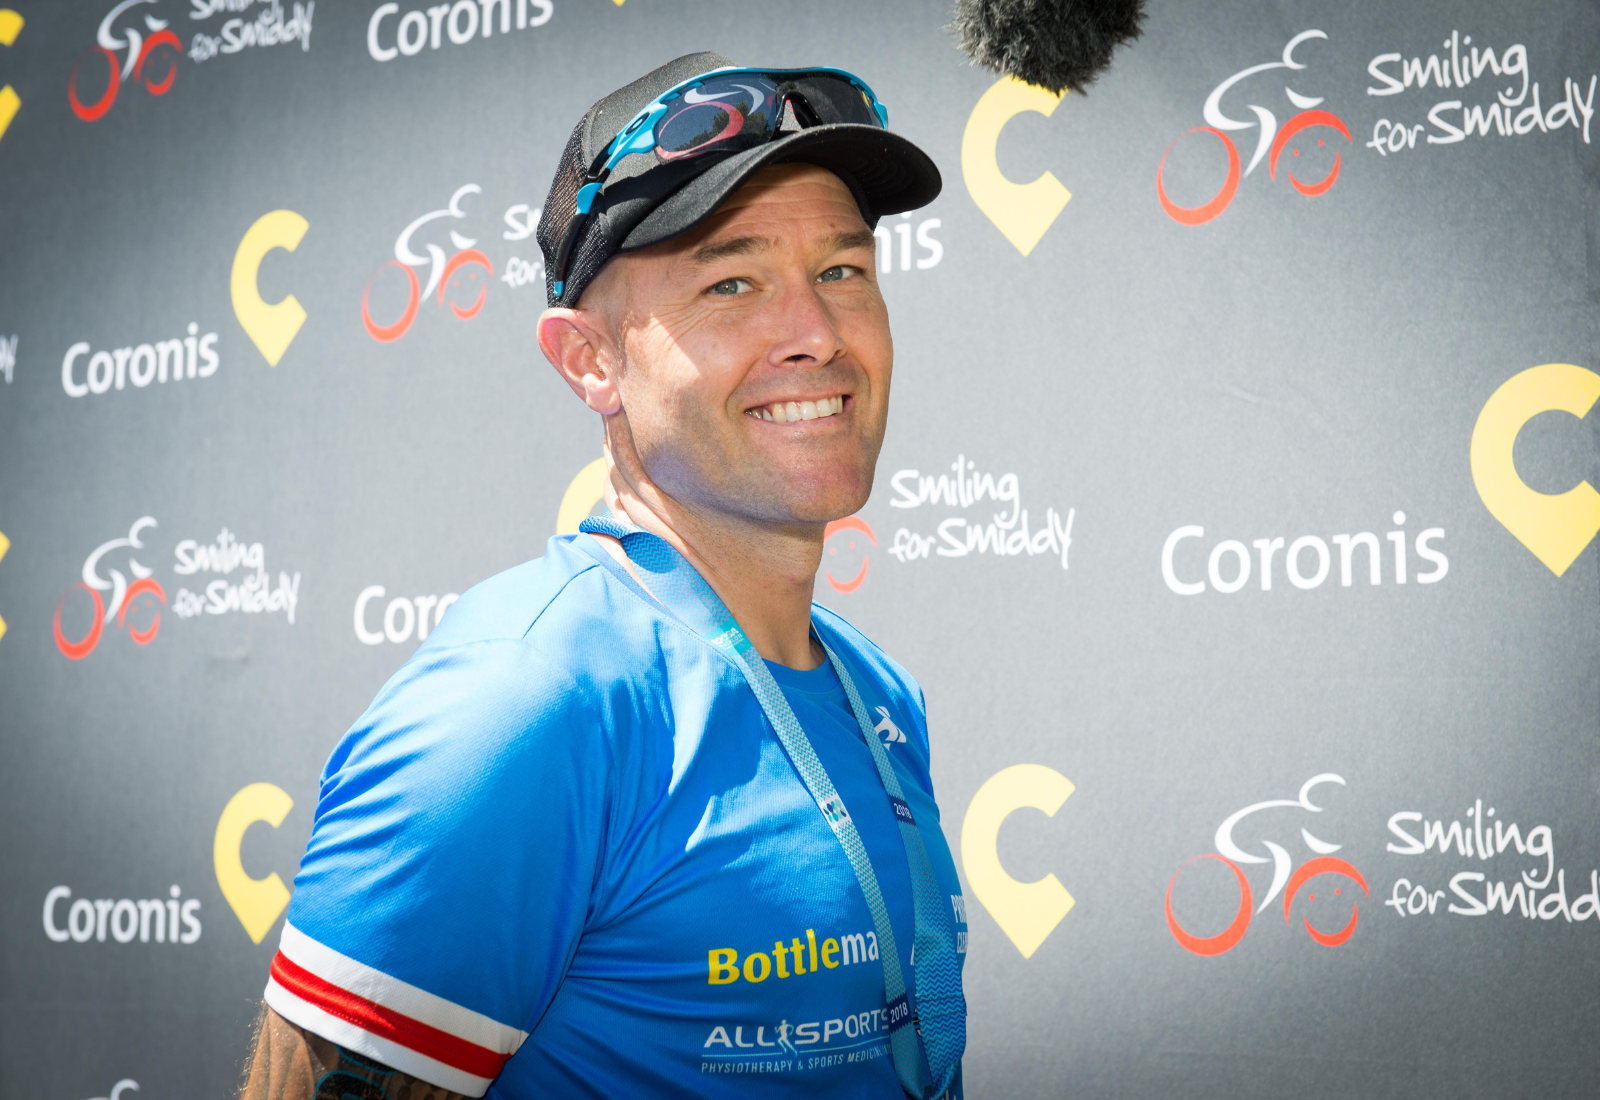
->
<box><xmin>719</xmin><ymin>475</ymin><xmax>872</xmax><ymax>529</ymax></box>
<box><xmin>649</xmin><ymin>449</ymin><xmax>875</xmax><ymax>530</ymax></box>
<box><xmin>770</xmin><ymin>484</ymin><xmax>874</xmax><ymax>528</ymax></box>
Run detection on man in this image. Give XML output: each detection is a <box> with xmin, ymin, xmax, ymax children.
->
<box><xmin>241</xmin><ymin>52</ymin><xmax>966</xmax><ymax>1100</ymax></box>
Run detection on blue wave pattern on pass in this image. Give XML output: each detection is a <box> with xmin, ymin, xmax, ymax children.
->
<box><xmin>269</xmin><ymin>533</ymin><xmax>963</xmax><ymax>1098</ymax></box>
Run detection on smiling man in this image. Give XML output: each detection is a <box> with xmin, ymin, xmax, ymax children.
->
<box><xmin>240</xmin><ymin>52</ymin><xmax>965</xmax><ymax>1100</ymax></box>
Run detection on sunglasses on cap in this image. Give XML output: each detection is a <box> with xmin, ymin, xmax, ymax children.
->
<box><xmin>551</xmin><ymin>66</ymin><xmax>890</xmax><ymax>299</ymax></box>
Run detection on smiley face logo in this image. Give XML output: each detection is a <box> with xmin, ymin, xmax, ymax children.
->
<box><xmin>1283</xmin><ymin>857</ymin><xmax>1369</xmax><ymax>947</ymax></box>
<box><xmin>437</xmin><ymin>249</ymin><xmax>493</xmax><ymax>319</ymax></box>
<box><xmin>1267</xmin><ymin>110</ymin><xmax>1350</xmax><ymax>196</ymax></box>
<box><xmin>821</xmin><ymin>516</ymin><xmax>876</xmax><ymax>594</ymax></box>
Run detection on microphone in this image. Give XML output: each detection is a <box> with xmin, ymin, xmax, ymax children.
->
<box><xmin>951</xmin><ymin>0</ymin><xmax>1146</xmax><ymax>94</ymax></box>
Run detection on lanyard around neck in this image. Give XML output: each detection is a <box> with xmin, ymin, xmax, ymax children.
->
<box><xmin>576</xmin><ymin>517</ymin><xmax>964</xmax><ymax>1099</ymax></box>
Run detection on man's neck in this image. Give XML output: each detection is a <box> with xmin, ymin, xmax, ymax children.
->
<box><xmin>599</xmin><ymin>454</ymin><xmax>825</xmax><ymax>671</ymax></box>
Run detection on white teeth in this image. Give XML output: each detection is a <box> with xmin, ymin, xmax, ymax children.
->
<box><xmin>750</xmin><ymin>396</ymin><xmax>844</xmax><ymax>423</ymax></box>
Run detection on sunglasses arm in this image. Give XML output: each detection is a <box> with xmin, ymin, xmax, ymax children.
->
<box><xmin>599</xmin><ymin>101</ymin><xmax>672</xmax><ymax>177</ymax></box>
<box><xmin>552</xmin><ymin>100</ymin><xmax>670</xmax><ymax>296</ymax></box>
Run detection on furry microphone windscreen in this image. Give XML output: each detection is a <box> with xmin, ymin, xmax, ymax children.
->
<box><xmin>952</xmin><ymin>0</ymin><xmax>1146</xmax><ymax>94</ymax></box>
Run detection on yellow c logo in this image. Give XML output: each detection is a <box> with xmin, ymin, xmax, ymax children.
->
<box><xmin>231</xmin><ymin>209</ymin><xmax>309</xmax><ymax>367</ymax></box>
<box><xmin>960</xmin><ymin>763</ymin><xmax>1075</xmax><ymax>958</ymax></box>
<box><xmin>0</xmin><ymin>9</ymin><xmax>22</xmax><ymax>145</ymax></box>
<box><xmin>214</xmin><ymin>782</ymin><xmax>294</xmax><ymax>944</ymax></box>
<box><xmin>1470</xmin><ymin>363</ymin><xmax>1600</xmax><ymax>577</ymax></box>
<box><xmin>557</xmin><ymin>456</ymin><xmax>608</xmax><ymax>534</ymax></box>
<box><xmin>0</xmin><ymin>528</ymin><xmax>10</xmax><ymax>642</ymax></box>
<box><xmin>961</xmin><ymin>77</ymin><xmax>1071</xmax><ymax>256</ymax></box>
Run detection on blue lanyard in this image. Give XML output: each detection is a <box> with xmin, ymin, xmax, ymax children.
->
<box><xmin>577</xmin><ymin>516</ymin><xmax>964</xmax><ymax>1099</ymax></box>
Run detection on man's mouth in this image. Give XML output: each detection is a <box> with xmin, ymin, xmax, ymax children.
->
<box><xmin>745</xmin><ymin>396</ymin><xmax>846</xmax><ymax>424</ymax></box>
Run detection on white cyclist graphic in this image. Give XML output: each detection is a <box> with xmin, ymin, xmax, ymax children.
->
<box><xmin>1166</xmin><ymin>772</ymin><xmax>1370</xmax><ymax>956</ymax></box>
<box><xmin>1214</xmin><ymin>772</ymin><xmax>1346</xmax><ymax>914</ymax></box>
<box><xmin>363</xmin><ymin>183</ymin><xmax>496</xmax><ymax>342</ymax></box>
<box><xmin>54</xmin><ymin>516</ymin><xmax>168</xmax><ymax>659</ymax></box>
<box><xmin>87</xmin><ymin>1080</ymin><xmax>138</xmax><ymax>1100</ymax></box>
<box><xmin>873</xmin><ymin>706</ymin><xmax>906</xmax><ymax>744</ymax></box>
<box><xmin>1156</xmin><ymin>29</ymin><xmax>1351</xmax><ymax>225</ymax></box>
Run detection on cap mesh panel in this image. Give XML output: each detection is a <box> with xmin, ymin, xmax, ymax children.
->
<box><xmin>538</xmin><ymin>118</ymin><xmax>593</xmax><ymax>307</ymax></box>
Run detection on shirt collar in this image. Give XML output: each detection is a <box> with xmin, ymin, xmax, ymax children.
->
<box><xmin>576</xmin><ymin>514</ymin><xmax>736</xmax><ymax>641</ymax></box>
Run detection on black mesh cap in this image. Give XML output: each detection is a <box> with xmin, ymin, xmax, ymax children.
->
<box><xmin>537</xmin><ymin>51</ymin><xmax>942</xmax><ymax>308</ymax></box>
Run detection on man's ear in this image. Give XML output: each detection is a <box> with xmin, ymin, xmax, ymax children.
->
<box><xmin>538</xmin><ymin>307</ymin><xmax>622</xmax><ymax>415</ymax></box>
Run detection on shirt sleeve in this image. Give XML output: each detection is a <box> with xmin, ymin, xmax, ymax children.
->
<box><xmin>264</xmin><ymin>638</ymin><xmax>609</xmax><ymax>1095</ymax></box>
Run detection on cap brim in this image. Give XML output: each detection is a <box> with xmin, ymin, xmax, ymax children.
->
<box><xmin>618</xmin><ymin>124</ymin><xmax>942</xmax><ymax>253</ymax></box>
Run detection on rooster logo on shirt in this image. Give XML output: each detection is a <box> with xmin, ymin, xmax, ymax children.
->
<box><xmin>874</xmin><ymin>707</ymin><xmax>907</xmax><ymax>745</ymax></box>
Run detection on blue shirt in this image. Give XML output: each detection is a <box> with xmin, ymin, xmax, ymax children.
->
<box><xmin>265</xmin><ymin>533</ymin><xmax>966</xmax><ymax>1098</ymax></box>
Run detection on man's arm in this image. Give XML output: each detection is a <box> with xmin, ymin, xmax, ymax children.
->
<box><xmin>239</xmin><ymin>1005</ymin><xmax>471</xmax><ymax>1100</ymax></box>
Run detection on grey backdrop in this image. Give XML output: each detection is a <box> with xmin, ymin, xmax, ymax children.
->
<box><xmin>2</xmin><ymin>0</ymin><xmax>1598</xmax><ymax>1097</ymax></box>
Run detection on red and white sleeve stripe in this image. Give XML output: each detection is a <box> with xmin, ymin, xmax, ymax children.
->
<box><xmin>264</xmin><ymin>921</ymin><xmax>529</xmax><ymax>1096</ymax></box>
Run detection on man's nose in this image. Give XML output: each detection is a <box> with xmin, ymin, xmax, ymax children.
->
<box><xmin>766</xmin><ymin>281</ymin><xmax>845</xmax><ymax>368</ymax></box>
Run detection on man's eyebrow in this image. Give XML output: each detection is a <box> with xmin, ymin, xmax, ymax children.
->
<box><xmin>686</xmin><ymin>228</ymin><xmax>878</xmax><ymax>268</ymax></box>
<box><xmin>827</xmin><ymin>229</ymin><xmax>878</xmax><ymax>254</ymax></box>
<box><xmin>689</xmin><ymin>235</ymin><xmax>775</xmax><ymax>266</ymax></box>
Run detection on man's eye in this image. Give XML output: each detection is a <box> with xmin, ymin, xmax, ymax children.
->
<box><xmin>818</xmin><ymin>265</ymin><xmax>859</xmax><ymax>283</ymax></box>
<box><xmin>708</xmin><ymin>277</ymin><xmax>751</xmax><ymax>295</ymax></box>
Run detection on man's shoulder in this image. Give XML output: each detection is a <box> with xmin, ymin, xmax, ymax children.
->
<box><xmin>421</xmin><ymin>535</ymin><xmax>612</xmax><ymax>648</ymax></box>
<box><xmin>419</xmin><ymin>534</ymin><xmax>675</xmax><ymax>659</ymax></box>
<box><xmin>327</xmin><ymin>536</ymin><xmax>668</xmax><ymax>785</ymax></box>
<box><xmin>362</xmin><ymin>535</ymin><xmax>670</xmax><ymax>720</ymax></box>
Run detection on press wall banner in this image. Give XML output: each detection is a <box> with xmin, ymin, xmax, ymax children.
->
<box><xmin>1</xmin><ymin>0</ymin><xmax>1597</xmax><ymax>1096</ymax></box>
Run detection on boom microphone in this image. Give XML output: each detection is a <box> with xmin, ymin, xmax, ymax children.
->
<box><xmin>951</xmin><ymin>0</ymin><xmax>1146</xmax><ymax>94</ymax></box>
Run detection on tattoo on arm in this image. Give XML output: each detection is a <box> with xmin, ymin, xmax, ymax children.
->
<box><xmin>239</xmin><ymin>1004</ymin><xmax>472</xmax><ymax>1100</ymax></box>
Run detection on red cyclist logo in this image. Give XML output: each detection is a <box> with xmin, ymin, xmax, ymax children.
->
<box><xmin>822</xmin><ymin>516</ymin><xmax>876</xmax><ymax>594</ymax></box>
<box><xmin>1156</xmin><ymin>30</ymin><xmax>1351</xmax><ymax>226</ymax></box>
<box><xmin>68</xmin><ymin>0</ymin><xmax>181</xmax><ymax>123</ymax></box>
<box><xmin>1165</xmin><ymin>773</ymin><xmax>1369</xmax><ymax>956</ymax></box>
<box><xmin>54</xmin><ymin>517</ymin><xmax>167</xmax><ymax>659</ymax></box>
<box><xmin>362</xmin><ymin>183</ymin><xmax>496</xmax><ymax>343</ymax></box>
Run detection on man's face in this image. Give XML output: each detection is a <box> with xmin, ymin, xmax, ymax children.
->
<box><xmin>594</xmin><ymin>163</ymin><xmax>891</xmax><ymax>529</ymax></box>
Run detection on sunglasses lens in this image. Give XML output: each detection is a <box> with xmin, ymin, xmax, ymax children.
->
<box><xmin>657</xmin><ymin>104</ymin><xmax>741</xmax><ymax>157</ymax></box>
<box><xmin>657</xmin><ymin>77</ymin><xmax>780</xmax><ymax>160</ymax></box>
<box><xmin>786</xmin><ymin>75</ymin><xmax>881</xmax><ymax>127</ymax></box>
